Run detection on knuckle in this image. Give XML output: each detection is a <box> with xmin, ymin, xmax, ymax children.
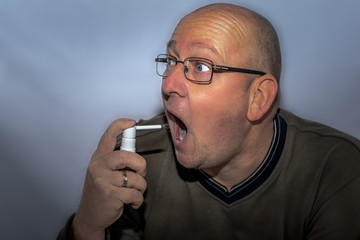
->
<box><xmin>99</xmin><ymin>130</ymin><xmax>112</xmax><ymax>145</ymax></box>
<box><xmin>102</xmin><ymin>130</ymin><xmax>110</xmax><ymax>140</ymax></box>
<box><xmin>143</xmin><ymin>178</ymin><xmax>147</xmax><ymax>190</ymax></box>
<box><xmin>87</xmin><ymin>161</ymin><xmax>98</xmax><ymax>174</ymax></box>
<box><xmin>137</xmin><ymin>175</ymin><xmax>147</xmax><ymax>191</ymax></box>
<box><xmin>87</xmin><ymin>161</ymin><xmax>102</xmax><ymax>179</ymax></box>
<box><xmin>130</xmin><ymin>173</ymin><xmax>147</xmax><ymax>192</ymax></box>
<box><xmin>140</xmin><ymin>157</ymin><xmax>147</xmax><ymax>169</ymax></box>
<box><xmin>139</xmin><ymin>179</ymin><xmax>147</xmax><ymax>194</ymax></box>
<box><xmin>118</xmin><ymin>150</ymin><xmax>131</xmax><ymax>160</ymax></box>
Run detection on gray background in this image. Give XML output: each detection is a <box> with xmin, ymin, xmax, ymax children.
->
<box><xmin>0</xmin><ymin>0</ymin><xmax>359</xmax><ymax>239</ymax></box>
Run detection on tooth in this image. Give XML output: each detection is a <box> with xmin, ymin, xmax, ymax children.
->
<box><xmin>180</xmin><ymin>129</ymin><xmax>187</xmax><ymax>140</ymax></box>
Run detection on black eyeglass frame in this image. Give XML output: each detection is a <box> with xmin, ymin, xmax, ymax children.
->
<box><xmin>155</xmin><ymin>54</ymin><xmax>266</xmax><ymax>84</ymax></box>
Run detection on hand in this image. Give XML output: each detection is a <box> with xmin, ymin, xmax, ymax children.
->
<box><xmin>72</xmin><ymin>119</ymin><xmax>147</xmax><ymax>240</ymax></box>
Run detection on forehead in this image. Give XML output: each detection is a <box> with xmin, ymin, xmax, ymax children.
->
<box><xmin>168</xmin><ymin>11</ymin><xmax>249</xmax><ymax>63</ymax></box>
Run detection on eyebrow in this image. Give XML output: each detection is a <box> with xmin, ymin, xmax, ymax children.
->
<box><xmin>166</xmin><ymin>40</ymin><xmax>180</xmax><ymax>57</ymax></box>
<box><xmin>166</xmin><ymin>39</ymin><xmax>222</xmax><ymax>61</ymax></box>
<box><xmin>190</xmin><ymin>41</ymin><xmax>222</xmax><ymax>59</ymax></box>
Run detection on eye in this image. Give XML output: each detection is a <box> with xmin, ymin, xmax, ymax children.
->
<box><xmin>195</xmin><ymin>62</ymin><xmax>211</xmax><ymax>72</ymax></box>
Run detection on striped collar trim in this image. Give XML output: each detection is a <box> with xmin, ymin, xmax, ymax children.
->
<box><xmin>197</xmin><ymin>114</ymin><xmax>287</xmax><ymax>204</ymax></box>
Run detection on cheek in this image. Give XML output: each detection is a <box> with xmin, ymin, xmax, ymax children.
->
<box><xmin>189</xmin><ymin>82</ymin><xmax>249</xmax><ymax>122</ymax></box>
<box><xmin>189</xmin><ymin>87</ymin><xmax>249</xmax><ymax>143</ymax></box>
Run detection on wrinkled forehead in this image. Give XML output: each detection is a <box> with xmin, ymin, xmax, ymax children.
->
<box><xmin>168</xmin><ymin>9</ymin><xmax>252</xmax><ymax>62</ymax></box>
<box><xmin>190</xmin><ymin>9</ymin><xmax>248</xmax><ymax>34</ymax></box>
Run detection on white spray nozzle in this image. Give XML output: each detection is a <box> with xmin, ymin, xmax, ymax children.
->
<box><xmin>120</xmin><ymin>124</ymin><xmax>167</xmax><ymax>152</ymax></box>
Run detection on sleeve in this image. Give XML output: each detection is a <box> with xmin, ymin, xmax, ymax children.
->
<box><xmin>56</xmin><ymin>214</ymin><xmax>76</xmax><ymax>240</ymax></box>
<box><xmin>56</xmin><ymin>207</ymin><xmax>144</xmax><ymax>240</ymax></box>
<box><xmin>107</xmin><ymin>205</ymin><xmax>144</xmax><ymax>240</ymax></box>
<box><xmin>306</xmin><ymin>141</ymin><xmax>360</xmax><ymax>240</ymax></box>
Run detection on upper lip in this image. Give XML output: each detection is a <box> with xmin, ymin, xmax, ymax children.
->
<box><xmin>166</xmin><ymin>108</ymin><xmax>181</xmax><ymax>125</ymax></box>
<box><xmin>164</xmin><ymin>99</ymin><xmax>180</xmax><ymax>120</ymax></box>
<box><xmin>165</xmin><ymin>106</ymin><xmax>187</xmax><ymax>131</ymax></box>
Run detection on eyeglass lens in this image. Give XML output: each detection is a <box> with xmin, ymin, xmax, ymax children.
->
<box><xmin>156</xmin><ymin>55</ymin><xmax>212</xmax><ymax>82</ymax></box>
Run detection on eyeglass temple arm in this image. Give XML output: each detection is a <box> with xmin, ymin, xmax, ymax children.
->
<box><xmin>155</xmin><ymin>57</ymin><xmax>167</xmax><ymax>63</ymax></box>
<box><xmin>213</xmin><ymin>65</ymin><xmax>266</xmax><ymax>75</ymax></box>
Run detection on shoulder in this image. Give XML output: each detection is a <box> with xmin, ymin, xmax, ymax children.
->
<box><xmin>279</xmin><ymin>108</ymin><xmax>360</xmax><ymax>174</ymax></box>
<box><xmin>279</xmin><ymin>108</ymin><xmax>360</xmax><ymax>153</ymax></box>
<box><xmin>278</xmin><ymin>108</ymin><xmax>360</xmax><ymax>202</ymax></box>
<box><xmin>278</xmin><ymin>110</ymin><xmax>360</xmax><ymax>238</ymax></box>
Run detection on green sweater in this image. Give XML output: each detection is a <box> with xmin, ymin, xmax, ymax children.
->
<box><xmin>58</xmin><ymin>109</ymin><xmax>360</xmax><ymax>240</ymax></box>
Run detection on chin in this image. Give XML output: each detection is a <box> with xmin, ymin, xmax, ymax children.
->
<box><xmin>175</xmin><ymin>151</ymin><xmax>206</xmax><ymax>170</ymax></box>
<box><xmin>175</xmin><ymin>153</ymin><xmax>196</xmax><ymax>169</ymax></box>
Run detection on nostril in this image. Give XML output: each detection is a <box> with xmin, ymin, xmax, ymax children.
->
<box><xmin>162</xmin><ymin>91</ymin><xmax>170</xmax><ymax>101</ymax></box>
<box><xmin>161</xmin><ymin>63</ymin><xmax>187</xmax><ymax>98</ymax></box>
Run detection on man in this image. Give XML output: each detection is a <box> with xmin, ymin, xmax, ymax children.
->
<box><xmin>58</xmin><ymin>3</ymin><xmax>360</xmax><ymax>240</ymax></box>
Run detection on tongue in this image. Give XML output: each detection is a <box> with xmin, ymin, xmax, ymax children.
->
<box><xmin>175</xmin><ymin>117</ymin><xmax>187</xmax><ymax>141</ymax></box>
<box><xmin>180</xmin><ymin>128</ymin><xmax>187</xmax><ymax>140</ymax></box>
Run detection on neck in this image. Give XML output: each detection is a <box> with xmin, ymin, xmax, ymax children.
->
<box><xmin>202</xmin><ymin>119</ymin><xmax>275</xmax><ymax>192</ymax></box>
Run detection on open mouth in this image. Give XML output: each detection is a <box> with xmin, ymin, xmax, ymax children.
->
<box><xmin>172</xmin><ymin>114</ymin><xmax>187</xmax><ymax>142</ymax></box>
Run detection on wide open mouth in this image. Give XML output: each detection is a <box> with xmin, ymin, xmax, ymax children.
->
<box><xmin>171</xmin><ymin>113</ymin><xmax>187</xmax><ymax>142</ymax></box>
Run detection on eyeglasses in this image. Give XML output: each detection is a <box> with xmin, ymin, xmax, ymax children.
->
<box><xmin>155</xmin><ymin>54</ymin><xmax>266</xmax><ymax>84</ymax></box>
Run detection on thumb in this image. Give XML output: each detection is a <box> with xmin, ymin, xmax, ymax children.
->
<box><xmin>94</xmin><ymin>118</ymin><xmax>136</xmax><ymax>156</ymax></box>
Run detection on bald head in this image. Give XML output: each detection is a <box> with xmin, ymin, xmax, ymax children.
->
<box><xmin>174</xmin><ymin>3</ymin><xmax>282</xmax><ymax>81</ymax></box>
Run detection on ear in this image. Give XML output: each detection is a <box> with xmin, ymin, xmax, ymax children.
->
<box><xmin>247</xmin><ymin>74</ymin><xmax>278</xmax><ymax>122</ymax></box>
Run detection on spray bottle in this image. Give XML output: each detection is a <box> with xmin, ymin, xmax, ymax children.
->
<box><xmin>120</xmin><ymin>124</ymin><xmax>168</xmax><ymax>152</ymax></box>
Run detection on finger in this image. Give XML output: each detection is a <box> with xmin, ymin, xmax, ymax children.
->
<box><xmin>110</xmin><ymin>170</ymin><xmax>147</xmax><ymax>194</ymax></box>
<box><xmin>105</xmin><ymin>150</ymin><xmax>147</xmax><ymax>177</ymax></box>
<box><xmin>95</xmin><ymin>119</ymin><xmax>136</xmax><ymax>156</ymax></box>
<box><xmin>118</xmin><ymin>187</ymin><xmax>144</xmax><ymax>209</ymax></box>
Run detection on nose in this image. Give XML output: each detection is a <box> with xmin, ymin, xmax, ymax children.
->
<box><xmin>161</xmin><ymin>62</ymin><xmax>188</xmax><ymax>100</ymax></box>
